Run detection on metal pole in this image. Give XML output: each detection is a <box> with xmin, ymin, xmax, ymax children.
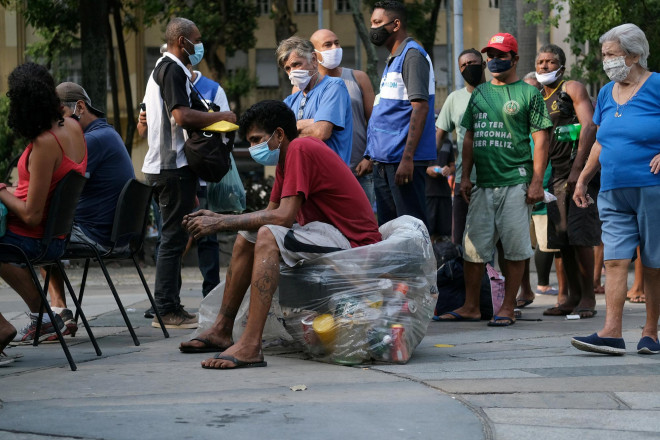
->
<box><xmin>356</xmin><ymin>0</ymin><xmax>362</xmax><ymax>69</ymax></box>
<box><xmin>453</xmin><ymin>0</ymin><xmax>464</xmax><ymax>90</ymax></box>
<box><xmin>446</xmin><ymin>0</ymin><xmax>453</xmax><ymax>92</ymax></box>
<box><xmin>318</xmin><ymin>0</ymin><xmax>323</xmax><ymax>29</ymax></box>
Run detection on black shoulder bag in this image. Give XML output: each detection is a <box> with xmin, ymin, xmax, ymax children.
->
<box><xmin>153</xmin><ymin>59</ymin><xmax>234</xmax><ymax>182</ymax></box>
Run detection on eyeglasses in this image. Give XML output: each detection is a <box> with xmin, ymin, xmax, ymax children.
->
<box><xmin>297</xmin><ymin>94</ymin><xmax>308</xmax><ymax>120</ymax></box>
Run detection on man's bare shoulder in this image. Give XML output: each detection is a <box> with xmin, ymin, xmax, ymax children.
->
<box><xmin>564</xmin><ymin>79</ymin><xmax>589</xmax><ymax>98</ymax></box>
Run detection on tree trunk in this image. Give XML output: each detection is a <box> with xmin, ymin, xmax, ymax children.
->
<box><xmin>516</xmin><ymin>0</ymin><xmax>537</xmax><ymax>76</ymax></box>
<box><xmin>499</xmin><ymin>0</ymin><xmax>517</xmax><ymax>36</ymax></box>
<box><xmin>422</xmin><ymin>0</ymin><xmax>443</xmax><ymax>65</ymax></box>
<box><xmin>107</xmin><ymin>16</ymin><xmax>121</xmax><ymax>136</ymax></box>
<box><xmin>348</xmin><ymin>0</ymin><xmax>379</xmax><ymax>91</ymax></box>
<box><xmin>205</xmin><ymin>42</ymin><xmax>226</xmax><ymax>82</ymax></box>
<box><xmin>537</xmin><ymin>0</ymin><xmax>550</xmax><ymax>46</ymax></box>
<box><xmin>272</xmin><ymin>0</ymin><xmax>298</xmax><ymax>99</ymax></box>
<box><xmin>112</xmin><ymin>0</ymin><xmax>135</xmax><ymax>155</ymax></box>
<box><xmin>80</xmin><ymin>0</ymin><xmax>109</xmax><ymax>113</ymax></box>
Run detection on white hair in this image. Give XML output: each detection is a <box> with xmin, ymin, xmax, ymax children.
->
<box><xmin>600</xmin><ymin>23</ymin><xmax>649</xmax><ymax>69</ymax></box>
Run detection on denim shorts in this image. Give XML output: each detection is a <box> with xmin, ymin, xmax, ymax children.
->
<box><xmin>598</xmin><ymin>185</ymin><xmax>660</xmax><ymax>268</ymax></box>
<box><xmin>0</xmin><ymin>229</ymin><xmax>66</xmax><ymax>261</ymax></box>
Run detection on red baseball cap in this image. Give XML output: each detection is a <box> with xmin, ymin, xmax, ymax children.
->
<box><xmin>481</xmin><ymin>33</ymin><xmax>518</xmax><ymax>54</ymax></box>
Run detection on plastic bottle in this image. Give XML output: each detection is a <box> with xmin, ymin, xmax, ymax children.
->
<box><xmin>554</xmin><ymin>123</ymin><xmax>581</xmax><ymax>142</ymax></box>
<box><xmin>0</xmin><ymin>201</ymin><xmax>7</xmax><ymax>237</ymax></box>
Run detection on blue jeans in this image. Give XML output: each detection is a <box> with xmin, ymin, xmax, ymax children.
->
<box><xmin>145</xmin><ymin>167</ymin><xmax>197</xmax><ymax>314</ymax></box>
<box><xmin>373</xmin><ymin>162</ymin><xmax>428</xmax><ymax>228</ymax></box>
<box><xmin>356</xmin><ymin>173</ymin><xmax>376</xmax><ymax>213</ymax></box>
<box><xmin>196</xmin><ymin>185</ymin><xmax>220</xmax><ymax>296</ymax></box>
<box><xmin>0</xmin><ymin>230</ymin><xmax>66</xmax><ymax>261</ymax></box>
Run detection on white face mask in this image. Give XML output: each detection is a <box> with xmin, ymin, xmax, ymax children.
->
<box><xmin>289</xmin><ymin>69</ymin><xmax>317</xmax><ymax>90</ymax></box>
<box><xmin>316</xmin><ymin>47</ymin><xmax>343</xmax><ymax>70</ymax></box>
<box><xmin>535</xmin><ymin>67</ymin><xmax>563</xmax><ymax>86</ymax></box>
<box><xmin>603</xmin><ymin>56</ymin><xmax>632</xmax><ymax>82</ymax></box>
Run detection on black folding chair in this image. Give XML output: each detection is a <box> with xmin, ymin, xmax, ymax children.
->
<box><xmin>2</xmin><ymin>153</ymin><xmax>21</xmax><ymax>185</ymax></box>
<box><xmin>0</xmin><ymin>171</ymin><xmax>101</xmax><ymax>371</ymax></box>
<box><xmin>62</xmin><ymin>179</ymin><xmax>169</xmax><ymax>347</ymax></box>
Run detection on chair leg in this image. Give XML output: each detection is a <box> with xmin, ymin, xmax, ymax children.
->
<box><xmin>56</xmin><ymin>260</ymin><xmax>102</xmax><ymax>356</ymax></box>
<box><xmin>97</xmin><ymin>258</ymin><xmax>140</xmax><ymax>346</ymax></box>
<box><xmin>132</xmin><ymin>254</ymin><xmax>169</xmax><ymax>338</ymax></box>
<box><xmin>34</xmin><ymin>265</ymin><xmax>52</xmax><ymax>347</ymax></box>
<box><xmin>31</xmin><ymin>265</ymin><xmax>76</xmax><ymax>371</ymax></box>
<box><xmin>73</xmin><ymin>258</ymin><xmax>91</xmax><ymax>323</ymax></box>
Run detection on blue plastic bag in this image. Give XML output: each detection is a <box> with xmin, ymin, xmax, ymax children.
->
<box><xmin>0</xmin><ymin>201</ymin><xmax>7</xmax><ymax>237</ymax></box>
<box><xmin>207</xmin><ymin>154</ymin><xmax>246</xmax><ymax>213</ymax></box>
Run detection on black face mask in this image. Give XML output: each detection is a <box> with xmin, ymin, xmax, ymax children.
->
<box><xmin>460</xmin><ymin>64</ymin><xmax>484</xmax><ymax>86</ymax></box>
<box><xmin>370</xmin><ymin>21</ymin><xmax>394</xmax><ymax>46</ymax></box>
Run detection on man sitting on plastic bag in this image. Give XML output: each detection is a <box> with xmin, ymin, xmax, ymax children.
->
<box><xmin>180</xmin><ymin>100</ymin><xmax>381</xmax><ymax>369</ymax></box>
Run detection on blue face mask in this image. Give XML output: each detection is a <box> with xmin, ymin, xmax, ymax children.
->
<box><xmin>487</xmin><ymin>58</ymin><xmax>513</xmax><ymax>73</ymax></box>
<box><xmin>184</xmin><ymin>37</ymin><xmax>204</xmax><ymax>66</ymax></box>
<box><xmin>249</xmin><ymin>131</ymin><xmax>280</xmax><ymax>166</ymax></box>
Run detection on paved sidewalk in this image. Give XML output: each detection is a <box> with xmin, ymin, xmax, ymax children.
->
<box><xmin>1</xmin><ymin>265</ymin><xmax>658</xmax><ymax>439</ymax></box>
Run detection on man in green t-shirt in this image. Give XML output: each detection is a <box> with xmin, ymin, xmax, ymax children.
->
<box><xmin>433</xmin><ymin>48</ymin><xmax>486</xmax><ymax>245</ymax></box>
<box><xmin>436</xmin><ymin>33</ymin><xmax>552</xmax><ymax>327</ymax></box>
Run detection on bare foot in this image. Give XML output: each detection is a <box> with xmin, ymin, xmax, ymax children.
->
<box><xmin>516</xmin><ymin>291</ymin><xmax>535</xmax><ymax>304</ymax></box>
<box><xmin>200</xmin><ymin>342</ymin><xmax>264</xmax><ymax>369</ymax></box>
<box><xmin>179</xmin><ymin>329</ymin><xmax>232</xmax><ymax>352</ymax></box>
<box><xmin>594</xmin><ymin>284</ymin><xmax>605</xmax><ymax>294</ymax></box>
<box><xmin>627</xmin><ymin>288</ymin><xmax>645</xmax><ymax>303</ymax></box>
<box><xmin>434</xmin><ymin>307</ymin><xmax>480</xmax><ymax>321</ymax></box>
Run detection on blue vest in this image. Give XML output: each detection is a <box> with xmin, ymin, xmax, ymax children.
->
<box><xmin>367</xmin><ymin>40</ymin><xmax>436</xmax><ymax>163</ymax></box>
<box><xmin>194</xmin><ymin>75</ymin><xmax>220</xmax><ymax>103</ymax></box>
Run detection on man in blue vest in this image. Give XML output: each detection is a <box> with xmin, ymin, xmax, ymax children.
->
<box><xmin>366</xmin><ymin>0</ymin><xmax>436</xmax><ymax>227</ymax></box>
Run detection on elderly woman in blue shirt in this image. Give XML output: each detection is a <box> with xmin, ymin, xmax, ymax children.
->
<box><xmin>571</xmin><ymin>23</ymin><xmax>660</xmax><ymax>356</ymax></box>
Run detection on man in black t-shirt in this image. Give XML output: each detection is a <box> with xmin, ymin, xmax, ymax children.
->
<box><xmin>140</xmin><ymin>17</ymin><xmax>236</xmax><ymax>329</ymax></box>
<box><xmin>425</xmin><ymin>137</ymin><xmax>455</xmax><ymax>241</ymax></box>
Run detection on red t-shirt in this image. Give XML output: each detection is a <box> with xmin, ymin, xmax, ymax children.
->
<box><xmin>270</xmin><ymin>137</ymin><xmax>381</xmax><ymax>247</ymax></box>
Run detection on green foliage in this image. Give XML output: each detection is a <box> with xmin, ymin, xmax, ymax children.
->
<box><xmin>156</xmin><ymin>0</ymin><xmax>257</xmax><ymax>59</ymax></box>
<box><xmin>405</xmin><ymin>0</ymin><xmax>438</xmax><ymax>46</ymax></box>
<box><xmin>0</xmin><ymin>0</ymin><xmax>80</xmax><ymax>72</ymax></box>
<box><xmin>224</xmin><ymin>69</ymin><xmax>257</xmax><ymax>101</ymax></box>
<box><xmin>0</xmin><ymin>96</ymin><xmax>26</xmax><ymax>183</ymax></box>
<box><xmin>525</xmin><ymin>0</ymin><xmax>659</xmax><ymax>87</ymax></box>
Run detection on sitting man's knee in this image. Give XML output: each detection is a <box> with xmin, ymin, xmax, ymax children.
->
<box><xmin>255</xmin><ymin>226</ymin><xmax>278</xmax><ymax>250</ymax></box>
<box><xmin>233</xmin><ymin>233</ymin><xmax>255</xmax><ymax>254</ymax></box>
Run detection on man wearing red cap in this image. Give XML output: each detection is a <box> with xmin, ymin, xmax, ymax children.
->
<box><xmin>436</xmin><ymin>33</ymin><xmax>552</xmax><ymax>326</ymax></box>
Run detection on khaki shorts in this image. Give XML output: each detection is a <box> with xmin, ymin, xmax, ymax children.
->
<box><xmin>530</xmin><ymin>214</ymin><xmax>559</xmax><ymax>253</ymax></box>
<box><xmin>463</xmin><ymin>183</ymin><xmax>533</xmax><ymax>263</ymax></box>
<box><xmin>239</xmin><ymin>222</ymin><xmax>351</xmax><ymax>267</ymax></box>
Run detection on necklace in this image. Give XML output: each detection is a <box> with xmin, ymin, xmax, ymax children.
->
<box><xmin>614</xmin><ymin>74</ymin><xmax>644</xmax><ymax>117</ymax></box>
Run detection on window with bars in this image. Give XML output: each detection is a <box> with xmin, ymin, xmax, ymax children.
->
<box><xmin>295</xmin><ymin>0</ymin><xmax>317</xmax><ymax>14</ymax></box>
<box><xmin>489</xmin><ymin>0</ymin><xmax>499</xmax><ymax>8</ymax></box>
<box><xmin>255</xmin><ymin>0</ymin><xmax>271</xmax><ymax>16</ymax></box>
<box><xmin>335</xmin><ymin>0</ymin><xmax>351</xmax><ymax>13</ymax></box>
<box><xmin>256</xmin><ymin>48</ymin><xmax>279</xmax><ymax>87</ymax></box>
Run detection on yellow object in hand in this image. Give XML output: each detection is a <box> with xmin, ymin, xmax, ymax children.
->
<box><xmin>202</xmin><ymin>120</ymin><xmax>239</xmax><ymax>133</ymax></box>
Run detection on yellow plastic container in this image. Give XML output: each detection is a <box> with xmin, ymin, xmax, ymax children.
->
<box><xmin>312</xmin><ymin>314</ymin><xmax>336</xmax><ymax>350</ymax></box>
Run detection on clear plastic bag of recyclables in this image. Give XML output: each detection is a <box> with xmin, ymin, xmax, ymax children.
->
<box><xmin>192</xmin><ymin>215</ymin><xmax>437</xmax><ymax>365</ymax></box>
<box><xmin>279</xmin><ymin>216</ymin><xmax>436</xmax><ymax>365</ymax></box>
